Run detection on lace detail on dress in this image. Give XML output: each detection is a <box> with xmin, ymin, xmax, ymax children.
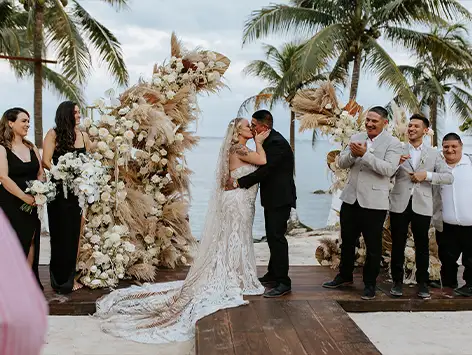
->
<box><xmin>95</xmin><ymin>164</ymin><xmax>264</xmax><ymax>344</ymax></box>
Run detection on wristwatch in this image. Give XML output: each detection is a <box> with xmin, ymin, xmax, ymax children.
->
<box><xmin>233</xmin><ymin>179</ymin><xmax>238</xmax><ymax>188</ymax></box>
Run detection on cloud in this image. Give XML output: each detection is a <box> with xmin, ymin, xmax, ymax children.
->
<box><xmin>0</xmin><ymin>0</ymin><xmax>469</xmax><ymax>143</ymax></box>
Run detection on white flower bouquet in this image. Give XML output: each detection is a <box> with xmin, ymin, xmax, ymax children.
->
<box><xmin>51</xmin><ymin>152</ymin><xmax>107</xmax><ymax>210</ymax></box>
<box><xmin>21</xmin><ymin>179</ymin><xmax>57</xmax><ymax>214</ymax></box>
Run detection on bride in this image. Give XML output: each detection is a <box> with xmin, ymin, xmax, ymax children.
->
<box><xmin>95</xmin><ymin>117</ymin><xmax>270</xmax><ymax>343</ymax></box>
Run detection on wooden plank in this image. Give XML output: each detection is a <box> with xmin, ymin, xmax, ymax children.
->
<box><xmin>252</xmin><ymin>300</ymin><xmax>308</xmax><ymax>355</ymax></box>
<box><xmin>280</xmin><ymin>300</ymin><xmax>342</xmax><ymax>355</ymax></box>
<box><xmin>308</xmin><ymin>301</ymin><xmax>373</xmax><ymax>345</ymax></box>
<box><xmin>227</xmin><ymin>303</ymin><xmax>271</xmax><ymax>355</ymax></box>
<box><xmin>336</xmin><ymin>342</ymin><xmax>382</xmax><ymax>355</ymax></box>
<box><xmin>195</xmin><ymin>310</ymin><xmax>235</xmax><ymax>355</ymax></box>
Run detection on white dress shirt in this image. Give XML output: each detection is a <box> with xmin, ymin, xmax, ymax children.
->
<box><xmin>407</xmin><ymin>143</ymin><xmax>433</xmax><ymax>194</ymax></box>
<box><xmin>366</xmin><ymin>130</ymin><xmax>384</xmax><ymax>150</ymax></box>
<box><xmin>441</xmin><ymin>154</ymin><xmax>472</xmax><ymax>226</ymax></box>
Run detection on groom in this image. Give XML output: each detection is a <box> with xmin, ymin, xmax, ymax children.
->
<box><xmin>226</xmin><ymin>110</ymin><xmax>296</xmax><ymax>298</ymax></box>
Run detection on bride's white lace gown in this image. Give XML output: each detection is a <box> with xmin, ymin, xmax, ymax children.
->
<box><xmin>95</xmin><ymin>164</ymin><xmax>264</xmax><ymax>344</ymax></box>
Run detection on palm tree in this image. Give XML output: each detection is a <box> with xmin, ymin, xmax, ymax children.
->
<box><xmin>2</xmin><ymin>0</ymin><xmax>129</xmax><ymax>147</ymax></box>
<box><xmin>242</xmin><ymin>0</ymin><xmax>471</xmax><ymax>111</ymax></box>
<box><xmin>398</xmin><ymin>24</ymin><xmax>472</xmax><ymax>146</ymax></box>
<box><xmin>238</xmin><ymin>41</ymin><xmax>326</xmax><ymax>155</ymax></box>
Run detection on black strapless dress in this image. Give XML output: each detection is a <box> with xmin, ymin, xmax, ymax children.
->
<box><xmin>0</xmin><ymin>148</ymin><xmax>41</xmax><ymax>287</ymax></box>
<box><xmin>48</xmin><ymin>146</ymin><xmax>86</xmax><ymax>294</ymax></box>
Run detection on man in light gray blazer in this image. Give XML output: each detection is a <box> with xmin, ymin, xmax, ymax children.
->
<box><xmin>389</xmin><ymin>114</ymin><xmax>453</xmax><ymax>299</ymax></box>
<box><xmin>323</xmin><ymin>106</ymin><xmax>402</xmax><ymax>300</ymax></box>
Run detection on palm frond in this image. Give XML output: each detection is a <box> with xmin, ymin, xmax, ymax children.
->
<box><xmin>242</xmin><ymin>5</ymin><xmax>334</xmax><ymax>44</ymax></box>
<box><xmin>450</xmin><ymin>86</ymin><xmax>472</xmax><ymax>122</ymax></box>
<box><xmin>237</xmin><ymin>88</ymin><xmax>275</xmax><ymax>116</ymax></box>
<box><xmin>365</xmin><ymin>38</ymin><xmax>419</xmax><ymax>111</ymax></box>
<box><xmin>72</xmin><ymin>0</ymin><xmax>129</xmax><ymax>86</ymax></box>
<box><xmin>97</xmin><ymin>0</ymin><xmax>130</xmax><ymax>11</ymax></box>
<box><xmin>243</xmin><ymin>59</ymin><xmax>281</xmax><ymax>85</ymax></box>
<box><xmin>45</xmin><ymin>0</ymin><xmax>91</xmax><ymax>84</ymax></box>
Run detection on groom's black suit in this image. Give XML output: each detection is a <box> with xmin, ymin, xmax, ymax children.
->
<box><xmin>237</xmin><ymin>129</ymin><xmax>296</xmax><ymax>287</ymax></box>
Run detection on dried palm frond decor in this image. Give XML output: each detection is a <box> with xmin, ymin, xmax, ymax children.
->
<box><xmin>296</xmin><ymin>82</ymin><xmax>440</xmax><ymax>283</ymax></box>
<box><xmin>76</xmin><ymin>33</ymin><xmax>230</xmax><ymax>288</ymax></box>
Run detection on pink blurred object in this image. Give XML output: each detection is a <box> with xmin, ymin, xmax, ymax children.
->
<box><xmin>0</xmin><ymin>208</ymin><xmax>48</xmax><ymax>355</ymax></box>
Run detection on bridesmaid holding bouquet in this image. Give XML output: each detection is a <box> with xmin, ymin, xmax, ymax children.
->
<box><xmin>43</xmin><ymin>101</ymin><xmax>91</xmax><ymax>294</ymax></box>
<box><xmin>0</xmin><ymin>108</ymin><xmax>44</xmax><ymax>288</ymax></box>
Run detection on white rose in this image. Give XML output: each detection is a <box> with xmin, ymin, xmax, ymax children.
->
<box><xmin>144</xmin><ymin>235</ymin><xmax>154</xmax><ymax>244</ymax></box>
<box><xmin>140</xmin><ymin>166</ymin><xmax>149</xmax><ymax>175</ymax></box>
<box><xmin>156</xmin><ymin>193</ymin><xmax>166</xmax><ymax>205</ymax></box>
<box><xmin>83</xmin><ymin>117</ymin><xmax>93</xmax><ymax>128</ymax></box>
<box><xmin>166</xmin><ymin>91</ymin><xmax>176</xmax><ymax>100</ymax></box>
<box><xmin>101</xmin><ymin>191</ymin><xmax>111</xmax><ymax>202</ymax></box>
<box><xmin>34</xmin><ymin>194</ymin><xmax>47</xmax><ymax>205</ymax></box>
<box><xmin>124</xmin><ymin>130</ymin><xmax>135</xmax><ymax>140</ymax></box>
<box><xmin>90</xmin><ymin>265</ymin><xmax>98</xmax><ymax>273</ymax></box>
<box><xmin>118</xmin><ymin>107</ymin><xmax>130</xmax><ymax>115</ymax></box>
<box><xmin>104</xmin><ymin>150</ymin><xmax>114</xmax><ymax>160</ymax></box>
<box><xmin>123</xmin><ymin>120</ymin><xmax>133</xmax><ymax>129</ymax></box>
<box><xmin>123</xmin><ymin>242</ymin><xmax>135</xmax><ymax>253</ymax></box>
<box><xmin>159</xmin><ymin>149</ymin><xmax>167</xmax><ymax>156</ymax></box>
<box><xmin>325</xmin><ymin>103</ymin><xmax>333</xmax><ymax>110</ymax></box>
<box><xmin>117</xmin><ymin>181</ymin><xmax>125</xmax><ymax>190</ymax></box>
<box><xmin>151</xmin><ymin>154</ymin><xmax>160</xmax><ymax>163</ymax></box>
<box><xmin>182</xmin><ymin>73</ymin><xmax>189</xmax><ymax>81</ymax></box>
<box><xmin>114</xmin><ymin>136</ymin><xmax>123</xmax><ymax>145</ymax></box>
<box><xmin>98</xmin><ymin>128</ymin><xmax>109</xmax><ymax>138</ymax></box>
<box><xmin>83</xmin><ymin>276</ymin><xmax>91</xmax><ymax>284</ymax></box>
<box><xmin>152</xmin><ymin>75</ymin><xmax>162</xmax><ymax>86</ymax></box>
<box><xmin>107</xmin><ymin>116</ymin><xmax>116</xmax><ymax>127</ymax></box>
<box><xmin>197</xmin><ymin>61</ymin><xmax>205</xmax><ymax>70</ymax></box>
<box><xmin>90</xmin><ymin>235</ymin><xmax>101</xmax><ymax>244</ymax></box>
<box><xmin>117</xmin><ymin>157</ymin><xmax>125</xmax><ymax>166</ymax></box>
<box><xmin>115</xmin><ymin>254</ymin><xmax>124</xmax><ymax>262</ymax></box>
<box><xmin>97</xmin><ymin>141</ymin><xmax>108</xmax><ymax>152</ymax></box>
<box><xmin>102</xmin><ymin>214</ymin><xmax>112</xmax><ymax>225</ymax></box>
<box><xmin>132</xmin><ymin>122</ymin><xmax>140</xmax><ymax>130</ymax></box>
<box><xmin>89</xmin><ymin>126</ymin><xmax>98</xmax><ymax>136</ymax></box>
<box><xmin>100</xmin><ymin>272</ymin><xmax>109</xmax><ymax>280</ymax></box>
<box><xmin>175</xmin><ymin>133</ymin><xmax>184</xmax><ymax>142</ymax></box>
<box><xmin>160</xmin><ymin>158</ymin><xmax>168</xmax><ymax>166</ymax></box>
<box><xmin>118</xmin><ymin>143</ymin><xmax>130</xmax><ymax>153</ymax></box>
<box><xmin>91</xmin><ymin>279</ymin><xmax>102</xmax><ymax>286</ymax></box>
<box><xmin>151</xmin><ymin>175</ymin><xmax>161</xmax><ymax>184</ymax></box>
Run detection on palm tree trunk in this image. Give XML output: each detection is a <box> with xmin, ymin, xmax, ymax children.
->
<box><xmin>430</xmin><ymin>97</ymin><xmax>438</xmax><ymax>147</ymax></box>
<box><xmin>349</xmin><ymin>51</ymin><xmax>362</xmax><ymax>101</ymax></box>
<box><xmin>33</xmin><ymin>2</ymin><xmax>44</xmax><ymax>148</ymax></box>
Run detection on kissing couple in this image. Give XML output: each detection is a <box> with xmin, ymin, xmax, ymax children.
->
<box><xmin>95</xmin><ymin>109</ymin><xmax>296</xmax><ymax>344</ymax></box>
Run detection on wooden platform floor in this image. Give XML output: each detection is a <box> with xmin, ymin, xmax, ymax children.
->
<box><xmin>40</xmin><ymin>265</ymin><xmax>471</xmax><ymax>354</ymax></box>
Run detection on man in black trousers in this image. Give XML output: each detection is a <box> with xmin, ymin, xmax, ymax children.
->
<box><xmin>226</xmin><ymin>110</ymin><xmax>296</xmax><ymax>298</ymax></box>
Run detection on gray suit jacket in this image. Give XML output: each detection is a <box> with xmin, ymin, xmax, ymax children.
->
<box><xmin>390</xmin><ymin>145</ymin><xmax>453</xmax><ymax>216</ymax></box>
<box><xmin>339</xmin><ymin>131</ymin><xmax>402</xmax><ymax>210</ymax></box>
<box><xmin>432</xmin><ymin>153</ymin><xmax>472</xmax><ymax>232</ymax></box>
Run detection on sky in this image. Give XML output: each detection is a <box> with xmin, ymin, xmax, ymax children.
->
<box><xmin>1</xmin><ymin>0</ymin><xmax>471</xmax><ymax>140</ymax></box>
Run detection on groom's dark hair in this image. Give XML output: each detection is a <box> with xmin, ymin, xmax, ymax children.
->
<box><xmin>252</xmin><ymin>109</ymin><xmax>273</xmax><ymax>128</ymax></box>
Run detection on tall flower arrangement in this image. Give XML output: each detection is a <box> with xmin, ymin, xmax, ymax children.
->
<box><xmin>292</xmin><ymin>82</ymin><xmax>440</xmax><ymax>283</ymax></box>
<box><xmin>76</xmin><ymin>33</ymin><xmax>230</xmax><ymax>288</ymax></box>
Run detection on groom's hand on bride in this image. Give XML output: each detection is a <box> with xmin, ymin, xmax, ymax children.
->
<box><xmin>225</xmin><ymin>177</ymin><xmax>238</xmax><ymax>191</ymax></box>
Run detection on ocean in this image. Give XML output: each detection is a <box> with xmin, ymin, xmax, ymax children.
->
<box><xmin>186</xmin><ymin>138</ymin><xmax>336</xmax><ymax>239</ymax></box>
<box><xmin>186</xmin><ymin>137</ymin><xmax>472</xmax><ymax>240</ymax></box>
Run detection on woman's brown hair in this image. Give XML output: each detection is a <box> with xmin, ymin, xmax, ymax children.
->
<box><xmin>0</xmin><ymin>108</ymin><xmax>34</xmax><ymax>149</ymax></box>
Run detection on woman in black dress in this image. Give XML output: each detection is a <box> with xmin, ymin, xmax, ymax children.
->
<box><xmin>43</xmin><ymin>101</ymin><xmax>91</xmax><ymax>294</ymax></box>
<box><xmin>0</xmin><ymin>107</ymin><xmax>44</xmax><ymax>288</ymax></box>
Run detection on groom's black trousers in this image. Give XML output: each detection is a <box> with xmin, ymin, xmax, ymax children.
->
<box><xmin>264</xmin><ymin>205</ymin><xmax>292</xmax><ymax>287</ymax></box>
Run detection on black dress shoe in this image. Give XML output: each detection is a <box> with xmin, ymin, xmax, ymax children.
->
<box><xmin>322</xmin><ymin>274</ymin><xmax>353</xmax><ymax>289</ymax></box>
<box><xmin>263</xmin><ymin>283</ymin><xmax>291</xmax><ymax>298</ymax></box>
<box><xmin>454</xmin><ymin>285</ymin><xmax>472</xmax><ymax>297</ymax></box>
<box><xmin>417</xmin><ymin>283</ymin><xmax>431</xmax><ymax>299</ymax></box>
<box><xmin>429</xmin><ymin>280</ymin><xmax>458</xmax><ymax>289</ymax></box>
<box><xmin>390</xmin><ymin>281</ymin><xmax>403</xmax><ymax>297</ymax></box>
<box><xmin>361</xmin><ymin>285</ymin><xmax>376</xmax><ymax>300</ymax></box>
<box><xmin>258</xmin><ymin>275</ymin><xmax>277</xmax><ymax>288</ymax></box>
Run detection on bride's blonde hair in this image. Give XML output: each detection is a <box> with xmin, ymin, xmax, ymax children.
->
<box><xmin>230</xmin><ymin>117</ymin><xmax>245</xmax><ymax>145</ymax></box>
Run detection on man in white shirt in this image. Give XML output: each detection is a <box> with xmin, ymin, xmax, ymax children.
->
<box><xmin>389</xmin><ymin>114</ymin><xmax>453</xmax><ymax>299</ymax></box>
<box><xmin>431</xmin><ymin>133</ymin><xmax>472</xmax><ymax>297</ymax></box>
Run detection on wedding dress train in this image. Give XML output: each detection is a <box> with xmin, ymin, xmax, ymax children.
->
<box><xmin>95</xmin><ymin>164</ymin><xmax>264</xmax><ymax>344</ymax></box>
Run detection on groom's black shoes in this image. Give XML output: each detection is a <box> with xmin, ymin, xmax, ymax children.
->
<box><xmin>263</xmin><ymin>283</ymin><xmax>291</xmax><ymax>298</ymax></box>
<box><xmin>259</xmin><ymin>275</ymin><xmax>277</xmax><ymax>288</ymax></box>
<box><xmin>361</xmin><ymin>285</ymin><xmax>376</xmax><ymax>300</ymax></box>
<box><xmin>322</xmin><ymin>274</ymin><xmax>353</xmax><ymax>289</ymax></box>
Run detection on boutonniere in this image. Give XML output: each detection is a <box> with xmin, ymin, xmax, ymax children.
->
<box><xmin>369</xmin><ymin>147</ymin><xmax>374</xmax><ymax>153</ymax></box>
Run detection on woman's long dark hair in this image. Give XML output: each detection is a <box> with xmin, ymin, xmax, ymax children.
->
<box><xmin>0</xmin><ymin>107</ymin><xmax>33</xmax><ymax>149</ymax></box>
<box><xmin>54</xmin><ymin>101</ymin><xmax>77</xmax><ymax>156</ymax></box>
